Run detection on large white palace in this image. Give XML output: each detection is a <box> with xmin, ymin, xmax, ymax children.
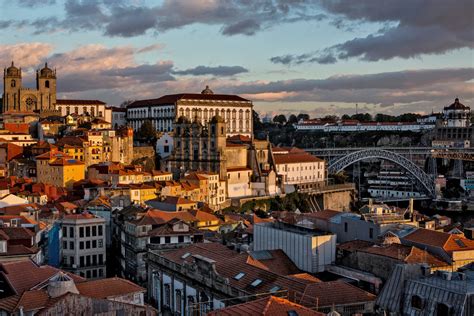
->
<box><xmin>126</xmin><ymin>86</ymin><xmax>253</xmax><ymax>137</ymax></box>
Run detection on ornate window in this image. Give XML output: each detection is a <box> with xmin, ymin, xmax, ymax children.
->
<box><xmin>11</xmin><ymin>80</ymin><xmax>16</xmax><ymax>88</ymax></box>
<box><xmin>45</xmin><ymin>80</ymin><xmax>50</xmax><ymax>88</ymax></box>
<box><xmin>25</xmin><ymin>97</ymin><xmax>36</xmax><ymax>110</ymax></box>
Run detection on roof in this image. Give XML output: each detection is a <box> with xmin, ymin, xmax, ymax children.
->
<box><xmin>303</xmin><ymin>210</ymin><xmax>341</xmax><ymax>221</ymax></box>
<box><xmin>246</xmin><ymin>250</ymin><xmax>301</xmax><ymax>276</ymax></box>
<box><xmin>133</xmin><ymin>209</ymin><xmax>197</xmax><ymax>226</ymax></box>
<box><xmin>76</xmin><ymin>277</ymin><xmax>144</xmax><ymax>299</ymax></box>
<box><xmin>48</xmin><ymin>158</ymin><xmax>84</xmax><ymax>166</ymax></box>
<box><xmin>0</xmin><ymin>260</ymin><xmax>85</xmax><ymax>294</ymax></box>
<box><xmin>403</xmin><ymin>228</ymin><xmax>474</xmax><ymax>254</ymax></box>
<box><xmin>273</xmin><ymin>153</ymin><xmax>324</xmax><ymax>164</ymax></box>
<box><xmin>189</xmin><ymin>209</ymin><xmax>219</xmax><ymax>223</ymax></box>
<box><xmin>300</xmin><ymin>281</ymin><xmax>376</xmax><ymax>307</ymax></box>
<box><xmin>56</xmin><ymin>99</ymin><xmax>106</xmax><ymax>105</ymax></box>
<box><xmin>207</xmin><ymin>296</ymin><xmax>324</xmax><ymax>316</ymax></box>
<box><xmin>127</xmin><ymin>93</ymin><xmax>250</xmax><ymax>108</ymax></box>
<box><xmin>0</xmin><ymin>227</ymin><xmax>34</xmax><ymax>240</ymax></box>
<box><xmin>444</xmin><ymin>98</ymin><xmax>470</xmax><ymax>110</ymax></box>
<box><xmin>35</xmin><ymin>150</ymin><xmax>71</xmax><ymax>160</ymax></box>
<box><xmin>337</xmin><ymin>240</ymin><xmax>374</xmax><ymax>252</ymax></box>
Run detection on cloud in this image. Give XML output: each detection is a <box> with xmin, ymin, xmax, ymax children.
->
<box><xmin>16</xmin><ymin>0</ymin><xmax>55</xmax><ymax>6</ymax></box>
<box><xmin>0</xmin><ymin>42</ymin><xmax>54</xmax><ymax>68</ymax></box>
<box><xmin>271</xmin><ymin>0</ymin><xmax>474</xmax><ymax>64</ymax></box>
<box><xmin>9</xmin><ymin>0</ymin><xmax>327</xmax><ymax>37</ymax></box>
<box><xmin>173</xmin><ymin>65</ymin><xmax>249</xmax><ymax>77</ymax></box>
<box><xmin>136</xmin><ymin>44</ymin><xmax>164</xmax><ymax>54</ymax></box>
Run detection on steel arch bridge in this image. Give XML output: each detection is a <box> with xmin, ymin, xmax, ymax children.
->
<box><xmin>328</xmin><ymin>148</ymin><xmax>436</xmax><ymax>197</ymax></box>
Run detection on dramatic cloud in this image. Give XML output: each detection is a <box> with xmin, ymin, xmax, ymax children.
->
<box><xmin>0</xmin><ymin>42</ymin><xmax>54</xmax><ymax>68</ymax></box>
<box><xmin>9</xmin><ymin>0</ymin><xmax>327</xmax><ymax>37</ymax></box>
<box><xmin>16</xmin><ymin>0</ymin><xmax>55</xmax><ymax>6</ymax></box>
<box><xmin>174</xmin><ymin>65</ymin><xmax>249</xmax><ymax>77</ymax></box>
<box><xmin>221</xmin><ymin>68</ymin><xmax>474</xmax><ymax>106</ymax></box>
<box><xmin>271</xmin><ymin>0</ymin><xmax>474</xmax><ymax>64</ymax></box>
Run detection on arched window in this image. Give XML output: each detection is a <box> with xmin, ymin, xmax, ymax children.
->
<box><xmin>66</xmin><ymin>106</ymin><xmax>70</xmax><ymax>115</ymax></box>
<box><xmin>11</xmin><ymin>80</ymin><xmax>16</xmax><ymax>88</ymax></box>
<box><xmin>45</xmin><ymin>80</ymin><xmax>50</xmax><ymax>88</ymax></box>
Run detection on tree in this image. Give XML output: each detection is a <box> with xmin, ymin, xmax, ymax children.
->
<box><xmin>375</xmin><ymin>113</ymin><xmax>395</xmax><ymax>122</ymax></box>
<box><xmin>297</xmin><ymin>113</ymin><xmax>310</xmax><ymax>121</ymax></box>
<box><xmin>136</xmin><ymin>120</ymin><xmax>156</xmax><ymax>143</ymax></box>
<box><xmin>252</xmin><ymin>110</ymin><xmax>263</xmax><ymax>131</ymax></box>
<box><xmin>351</xmin><ymin>113</ymin><xmax>372</xmax><ymax>122</ymax></box>
<box><xmin>322</xmin><ymin>115</ymin><xmax>339</xmax><ymax>122</ymax></box>
<box><xmin>273</xmin><ymin>114</ymin><xmax>287</xmax><ymax>125</ymax></box>
<box><xmin>341</xmin><ymin>114</ymin><xmax>351</xmax><ymax>120</ymax></box>
<box><xmin>119</xmin><ymin>100</ymin><xmax>134</xmax><ymax>108</ymax></box>
<box><xmin>288</xmin><ymin>114</ymin><xmax>298</xmax><ymax>125</ymax></box>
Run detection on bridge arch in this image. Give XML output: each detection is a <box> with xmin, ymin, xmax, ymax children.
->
<box><xmin>327</xmin><ymin>149</ymin><xmax>436</xmax><ymax>197</ymax></box>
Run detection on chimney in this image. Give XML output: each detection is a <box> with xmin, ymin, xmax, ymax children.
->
<box><xmin>420</xmin><ymin>264</ymin><xmax>431</xmax><ymax>277</ymax></box>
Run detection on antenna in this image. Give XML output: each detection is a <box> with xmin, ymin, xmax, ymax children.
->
<box><xmin>356</xmin><ymin>103</ymin><xmax>358</xmax><ymax>115</ymax></box>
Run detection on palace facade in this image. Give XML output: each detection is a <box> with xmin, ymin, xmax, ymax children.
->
<box><xmin>127</xmin><ymin>86</ymin><xmax>253</xmax><ymax>137</ymax></box>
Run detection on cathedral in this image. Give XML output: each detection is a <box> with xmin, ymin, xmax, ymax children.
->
<box><xmin>2</xmin><ymin>62</ymin><xmax>57</xmax><ymax>113</ymax></box>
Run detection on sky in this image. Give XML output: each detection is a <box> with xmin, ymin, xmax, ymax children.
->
<box><xmin>0</xmin><ymin>0</ymin><xmax>473</xmax><ymax>118</ymax></box>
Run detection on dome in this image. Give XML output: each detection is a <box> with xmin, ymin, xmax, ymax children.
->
<box><xmin>47</xmin><ymin>272</ymin><xmax>79</xmax><ymax>298</ymax></box>
<box><xmin>5</xmin><ymin>61</ymin><xmax>20</xmax><ymax>77</ymax></box>
<box><xmin>445</xmin><ymin>98</ymin><xmax>469</xmax><ymax>111</ymax></box>
<box><xmin>201</xmin><ymin>85</ymin><xmax>214</xmax><ymax>95</ymax></box>
<box><xmin>39</xmin><ymin>62</ymin><xmax>55</xmax><ymax>78</ymax></box>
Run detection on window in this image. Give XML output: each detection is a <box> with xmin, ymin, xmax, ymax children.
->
<box><xmin>86</xmin><ymin>241</ymin><xmax>91</xmax><ymax>249</ymax></box>
<box><xmin>164</xmin><ymin>284</ymin><xmax>171</xmax><ymax>306</ymax></box>
<box><xmin>178</xmin><ymin>236</ymin><xmax>184</xmax><ymax>243</ymax></box>
<box><xmin>92</xmin><ymin>240</ymin><xmax>97</xmax><ymax>248</ymax></box>
<box><xmin>63</xmin><ymin>241</ymin><xmax>67</xmax><ymax>249</ymax></box>
<box><xmin>234</xmin><ymin>272</ymin><xmax>245</xmax><ymax>280</ymax></box>
<box><xmin>69</xmin><ymin>227</ymin><xmax>74</xmax><ymax>238</ymax></box>
<box><xmin>270</xmin><ymin>286</ymin><xmax>281</xmax><ymax>293</ymax></box>
<box><xmin>62</xmin><ymin>227</ymin><xmax>67</xmax><ymax>238</ymax></box>
<box><xmin>98</xmin><ymin>225</ymin><xmax>103</xmax><ymax>236</ymax></box>
<box><xmin>436</xmin><ymin>303</ymin><xmax>450</xmax><ymax>316</ymax></box>
<box><xmin>176</xmin><ymin>290</ymin><xmax>182</xmax><ymax>313</ymax></box>
<box><xmin>98</xmin><ymin>239</ymin><xmax>103</xmax><ymax>248</ymax></box>
<box><xmin>70</xmin><ymin>256</ymin><xmax>74</xmax><ymax>266</ymax></box>
<box><xmin>92</xmin><ymin>226</ymin><xmax>97</xmax><ymax>236</ymax></box>
<box><xmin>11</xmin><ymin>80</ymin><xmax>16</xmax><ymax>87</ymax></box>
<box><xmin>181</xmin><ymin>252</ymin><xmax>191</xmax><ymax>259</ymax></box>
<box><xmin>250</xmin><ymin>279</ymin><xmax>262</xmax><ymax>287</ymax></box>
<box><xmin>45</xmin><ymin>80</ymin><xmax>49</xmax><ymax>88</ymax></box>
<box><xmin>369</xmin><ymin>228</ymin><xmax>374</xmax><ymax>239</ymax></box>
<box><xmin>86</xmin><ymin>270</ymin><xmax>91</xmax><ymax>278</ymax></box>
<box><xmin>411</xmin><ymin>295</ymin><xmax>423</xmax><ymax>309</ymax></box>
<box><xmin>86</xmin><ymin>226</ymin><xmax>90</xmax><ymax>237</ymax></box>
<box><xmin>165</xmin><ymin>236</ymin><xmax>171</xmax><ymax>244</ymax></box>
<box><xmin>92</xmin><ymin>269</ymin><xmax>97</xmax><ymax>278</ymax></box>
<box><xmin>86</xmin><ymin>255</ymin><xmax>91</xmax><ymax>266</ymax></box>
<box><xmin>80</xmin><ymin>241</ymin><xmax>84</xmax><ymax>249</ymax></box>
<box><xmin>80</xmin><ymin>227</ymin><xmax>84</xmax><ymax>238</ymax></box>
<box><xmin>80</xmin><ymin>256</ymin><xmax>84</xmax><ymax>267</ymax></box>
<box><xmin>98</xmin><ymin>254</ymin><xmax>103</xmax><ymax>265</ymax></box>
<box><xmin>69</xmin><ymin>241</ymin><xmax>74</xmax><ymax>250</ymax></box>
<box><xmin>344</xmin><ymin>222</ymin><xmax>348</xmax><ymax>233</ymax></box>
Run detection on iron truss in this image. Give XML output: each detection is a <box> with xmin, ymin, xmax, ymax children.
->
<box><xmin>328</xmin><ymin>149</ymin><xmax>436</xmax><ymax>197</ymax></box>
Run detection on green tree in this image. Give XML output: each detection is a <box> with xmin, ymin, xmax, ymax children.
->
<box><xmin>297</xmin><ymin>113</ymin><xmax>310</xmax><ymax>121</ymax></box>
<box><xmin>273</xmin><ymin>114</ymin><xmax>287</xmax><ymax>125</ymax></box>
<box><xmin>288</xmin><ymin>114</ymin><xmax>298</xmax><ymax>125</ymax></box>
<box><xmin>253</xmin><ymin>110</ymin><xmax>263</xmax><ymax>131</ymax></box>
<box><xmin>136</xmin><ymin>120</ymin><xmax>156</xmax><ymax>143</ymax></box>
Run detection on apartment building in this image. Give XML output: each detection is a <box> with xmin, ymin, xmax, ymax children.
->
<box><xmin>60</xmin><ymin>213</ymin><xmax>106</xmax><ymax>279</ymax></box>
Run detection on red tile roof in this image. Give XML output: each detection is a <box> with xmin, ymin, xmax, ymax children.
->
<box><xmin>127</xmin><ymin>93</ymin><xmax>250</xmax><ymax>108</ymax></box>
<box><xmin>361</xmin><ymin>244</ymin><xmax>448</xmax><ymax>267</ymax></box>
<box><xmin>56</xmin><ymin>99</ymin><xmax>106</xmax><ymax>105</ymax></box>
<box><xmin>300</xmin><ymin>281</ymin><xmax>376</xmax><ymax>308</ymax></box>
<box><xmin>274</xmin><ymin>153</ymin><xmax>324</xmax><ymax>164</ymax></box>
<box><xmin>403</xmin><ymin>228</ymin><xmax>474</xmax><ymax>254</ymax></box>
<box><xmin>246</xmin><ymin>250</ymin><xmax>300</xmax><ymax>276</ymax></box>
<box><xmin>208</xmin><ymin>296</ymin><xmax>324</xmax><ymax>316</ymax></box>
<box><xmin>76</xmin><ymin>277</ymin><xmax>144</xmax><ymax>299</ymax></box>
<box><xmin>0</xmin><ymin>260</ymin><xmax>85</xmax><ymax>294</ymax></box>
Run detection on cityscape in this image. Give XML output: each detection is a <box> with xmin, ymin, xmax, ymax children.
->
<box><xmin>0</xmin><ymin>1</ymin><xmax>473</xmax><ymax>315</ymax></box>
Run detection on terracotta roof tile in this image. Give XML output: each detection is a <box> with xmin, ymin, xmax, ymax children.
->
<box><xmin>300</xmin><ymin>281</ymin><xmax>376</xmax><ymax>308</ymax></box>
<box><xmin>76</xmin><ymin>277</ymin><xmax>144</xmax><ymax>299</ymax></box>
<box><xmin>56</xmin><ymin>99</ymin><xmax>106</xmax><ymax>105</ymax></box>
<box><xmin>208</xmin><ymin>296</ymin><xmax>324</xmax><ymax>316</ymax></box>
<box><xmin>274</xmin><ymin>153</ymin><xmax>324</xmax><ymax>164</ymax></box>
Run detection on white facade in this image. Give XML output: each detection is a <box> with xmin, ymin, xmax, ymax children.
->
<box><xmin>56</xmin><ymin>101</ymin><xmax>112</xmax><ymax>124</ymax></box>
<box><xmin>156</xmin><ymin>132</ymin><xmax>174</xmax><ymax>158</ymax></box>
<box><xmin>253</xmin><ymin>222</ymin><xmax>336</xmax><ymax>273</ymax></box>
<box><xmin>60</xmin><ymin>215</ymin><xmax>107</xmax><ymax>279</ymax></box>
<box><xmin>296</xmin><ymin>121</ymin><xmax>435</xmax><ymax>132</ymax></box>
<box><xmin>127</xmin><ymin>104</ymin><xmax>175</xmax><ymax>132</ymax></box>
<box><xmin>275</xmin><ymin>160</ymin><xmax>325</xmax><ymax>185</ymax></box>
<box><xmin>111</xmin><ymin>108</ymin><xmax>127</xmax><ymax>128</ymax></box>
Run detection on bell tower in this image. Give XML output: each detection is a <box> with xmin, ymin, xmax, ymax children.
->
<box><xmin>2</xmin><ymin>61</ymin><xmax>22</xmax><ymax>112</ymax></box>
<box><xmin>37</xmin><ymin>62</ymin><xmax>57</xmax><ymax>111</ymax></box>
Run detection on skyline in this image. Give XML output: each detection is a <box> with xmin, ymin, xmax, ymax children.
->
<box><xmin>1</xmin><ymin>0</ymin><xmax>473</xmax><ymax>117</ymax></box>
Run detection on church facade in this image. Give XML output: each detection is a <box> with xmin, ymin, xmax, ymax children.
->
<box><xmin>2</xmin><ymin>62</ymin><xmax>57</xmax><ymax>113</ymax></box>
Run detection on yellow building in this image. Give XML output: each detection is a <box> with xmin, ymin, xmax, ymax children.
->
<box><xmin>129</xmin><ymin>183</ymin><xmax>157</xmax><ymax>204</ymax></box>
<box><xmin>36</xmin><ymin>150</ymin><xmax>85</xmax><ymax>188</ymax></box>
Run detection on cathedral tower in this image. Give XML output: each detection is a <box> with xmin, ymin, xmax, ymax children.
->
<box><xmin>2</xmin><ymin>62</ymin><xmax>22</xmax><ymax>112</ymax></box>
<box><xmin>36</xmin><ymin>63</ymin><xmax>57</xmax><ymax>111</ymax></box>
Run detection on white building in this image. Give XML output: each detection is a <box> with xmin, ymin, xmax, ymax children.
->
<box><xmin>155</xmin><ymin>132</ymin><xmax>174</xmax><ymax>159</ymax></box>
<box><xmin>126</xmin><ymin>86</ymin><xmax>253</xmax><ymax>137</ymax></box>
<box><xmin>56</xmin><ymin>100</ymin><xmax>112</xmax><ymax>124</ymax></box>
<box><xmin>111</xmin><ymin>107</ymin><xmax>127</xmax><ymax>128</ymax></box>
<box><xmin>60</xmin><ymin>213</ymin><xmax>106</xmax><ymax>279</ymax></box>
<box><xmin>296</xmin><ymin>120</ymin><xmax>435</xmax><ymax>132</ymax></box>
<box><xmin>442</xmin><ymin>98</ymin><xmax>471</xmax><ymax>127</ymax></box>
<box><xmin>272</xmin><ymin>147</ymin><xmax>325</xmax><ymax>190</ymax></box>
<box><xmin>253</xmin><ymin>221</ymin><xmax>336</xmax><ymax>273</ymax></box>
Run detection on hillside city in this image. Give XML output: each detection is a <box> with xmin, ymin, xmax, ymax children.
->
<box><xmin>0</xmin><ymin>61</ymin><xmax>471</xmax><ymax>315</ymax></box>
